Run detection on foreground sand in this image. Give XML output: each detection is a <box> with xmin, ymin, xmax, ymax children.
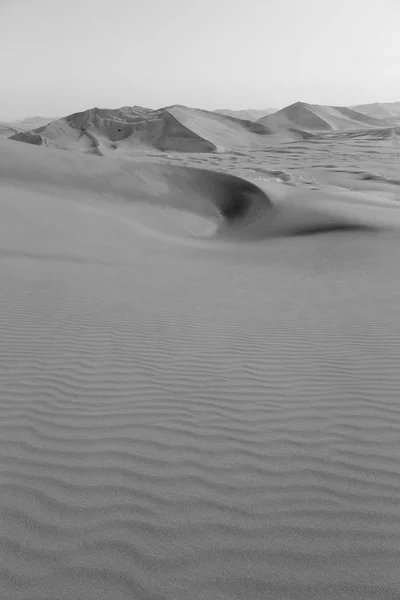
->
<box><xmin>1</xmin><ymin>138</ymin><xmax>400</xmax><ymax>600</ymax></box>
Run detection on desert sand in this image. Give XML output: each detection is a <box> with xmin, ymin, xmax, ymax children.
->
<box><xmin>1</xmin><ymin>102</ymin><xmax>400</xmax><ymax>600</ymax></box>
<box><xmin>0</xmin><ymin>116</ymin><xmax>54</xmax><ymax>139</ymax></box>
<box><xmin>215</xmin><ymin>108</ymin><xmax>276</xmax><ymax>121</ymax></box>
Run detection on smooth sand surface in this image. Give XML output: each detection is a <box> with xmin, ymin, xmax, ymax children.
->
<box><xmin>1</xmin><ymin>127</ymin><xmax>400</xmax><ymax>600</ymax></box>
<box><xmin>258</xmin><ymin>102</ymin><xmax>387</xmax><ymax>132</ymax></box>
<box><xmin>214</xmin><ymin>108</ymin><xmax>275</xmax><ymax>121</ymax></box>
<box><xmin>0</xmin><ymin>123</ymin><xmax>19</xmax><ymax>139</ymax></box>
<box><xmin>0</xmin><ymin>117</ymin><xmax>53</xmax><ymax>139</ymax></box>
<box><xmin>353</xmin><ymin>101</ymin><xmax>400</xmax><ymax>120</ymax></box>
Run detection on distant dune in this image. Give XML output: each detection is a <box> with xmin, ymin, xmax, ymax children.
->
<box><xmin>2</xmin><ymin>116</ymin><xmax>54</xmax><ymax>130</ymax></box>
<box><xmin>215</xmin><ymin>108</ymin><xmax>276</xmax><ymax>121</ymax></box>
<box><xmin>0</xmin><ymin>123</ymin><xmax>19</xmax><ymax>139</ymax></box>
<box><xmin>13</xmin><ymin>116</ymin><xmax>54</xmax><ymax>128</ymax></box>
<box><xmin>1</xmin><ymin>116</ymin><xmax>54</xmax><ymax>140</ymax></box>
<box><xmin>7</xmin><ymin>102</ymin><xmax>400</xmax><ymax>155</ymax></box>
<box><xmin>259</xmin><ymin>101</ymin><xmax>385</xmax><ymax>132</ymax></box>
<box><xmin>352</xmin><ymin>101</ymin><xmax>400</xmax><ymax>121</ymax></box>
<box><xmin>8</xmin><ymin>105</ymin><xmax>274</xmax><ymax>155</ymax></box>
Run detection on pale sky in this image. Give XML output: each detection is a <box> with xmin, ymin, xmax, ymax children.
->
<box><xmin>1</xmin><ymin>0</ymin><xmax>399</xmax><ymax>120</ymax></box>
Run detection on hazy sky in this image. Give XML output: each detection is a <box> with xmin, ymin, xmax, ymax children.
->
<box><xmin>1</xmin><ymin>0</ymin><xmax>399</xmax><ymax>119</ymax></box>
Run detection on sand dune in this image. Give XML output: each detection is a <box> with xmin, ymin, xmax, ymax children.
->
<box><xmin>10</xmin><ymin>102</ymin><xmax>395</xmax><ymax>156</ymax></box>
<box><xmin>2</xmin><ymin>125</ymin><xmax>400</xmax><ymax>600</ymax></box>
<box><xmin>259</xmin><ymin>101</ymin><xmax>385</xmax><ymax>132</ymax></box>
<box><xmin>1</xmin><ymin>117</ymin><xmax>54</xmax><ymax>140</ymax></box>
<box><xmin>9</xmin><ymin>116</ymin><xmax>55</xmax><ymax>129</ymax></box>
<box><xmin>215</xmin><ymin>108</ymin><xmax>276</xmax><ymax>121</ymax></box>
<box><xmin>0</xmin><ymin>123</ymin><xmax>19</xmax><ymax>139</ymax></box>
<box><xmin>8</xmin><ymin>105</ymin><xmax>275</xmax><ymax>155</ymax></box>
<box><xmin>353</xmin><ymin>101</ymin><xmax>400</xmax><ymax>121</ymax></box>
<box><xmin>317</xmin><ymin>126</ymin><xmax>400</xmax><ymax>141</ymax></box>
<box><xmin>3</xmin><ymin>138</ymin><xmax>398</xmax><ymax>241</ymax></box>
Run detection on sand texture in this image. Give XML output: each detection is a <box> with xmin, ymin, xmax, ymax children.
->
<box><xmin>258</xmin><ymin>101</ymin><xmax>395</xmax><ymax>132</ymax></box>
<box><xmin>353</xmin><ymin>101</ymin><xmax>400</xmax><ymax>121</ymax></box>
<box><xmin>1</xmin><ymin>103</ymin><xmax>400</xmax><ymax>599</ymax></box>
<box><xmin>214</xmin><ymin>108</ymin><xmax>276</xmax><ymax>121</ymax></box>
<box><xmin>8</xmin><ymin>105</ymin><xmax>274</xmax><ymax>155</ymax></box>
<box><xmin>0</xmin><ymin>117</ymin><xmax>54</xmax><ymax>139</ymax></box>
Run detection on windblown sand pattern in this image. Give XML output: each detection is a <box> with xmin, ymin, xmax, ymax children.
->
<box><xmin>1</xmin><ymin>131</ymin><xmax>400</xmax><ymax>600</ymax></box>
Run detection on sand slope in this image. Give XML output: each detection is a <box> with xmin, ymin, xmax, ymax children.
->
<box><xmin>0</xmin><ymin>123</ymin><xmax>19</xmax><ymax>139</ymax></box>
<box><xmin>259</xmin><ymin>102</ymin><xmax>385</xmax><ymax>132</ymax></box>
<box><xmin>1</xmin><ymin>116</ymin><xmax>54</xmax><ymax>142</ymax></box>
<box><xmin>353</xmin><ymin>101</ymin><xmax>400</xmax><ymax>121</ymax></box>
<box><xmin>0</xmin><ymin>116</ymin><xmax>54</xmax><ymax>139</ymax></box>
<box><xmin>3</xmin><ymin>138</ymin><xmax>399</xmax><ymax>240</ymax></box>
<box><xmin>1</xmin><ymin>134</ymin><xmax>400</xmax><ymax>600</ymax></box>
<box><xmin>8</xmin><ymin>116</ymin><xmax>55</xmax><ymax>129</ymax></box>
<box><xmin>8</xmin><ymin>105</ymin><xmax>274</xmax><ymax>155</ymax></box>
<box><xmin>11</xmin><ymin>102</ymin><xmax>392</xmax><ymax>156</ymax></box>
<box><xmin>215</xmin><ymin>108</ymin><xmax>276</xmax><ymax>121</ymax></box>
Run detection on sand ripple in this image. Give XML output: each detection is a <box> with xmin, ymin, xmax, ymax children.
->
<box><xmin>1</xmin><ymin>140</ymin><xmax>400</xmax><ymax>599</ymax></box>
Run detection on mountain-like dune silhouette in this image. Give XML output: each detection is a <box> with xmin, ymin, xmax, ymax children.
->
<box><xmin>8</xmin><ymin>105</ymin><xmax>273</xmax><ymax>155</ymax></box>
<box><xmin>258</xmin><ymin>101</ymin><xmax>385</xmax><ymax>132</ymax></box>
<box><xmin>10</xmin><ymin>116</ymin><xmax>54</xmax><ymax>129</ymax></box>
<box><xmin>352</xmin><ymin>101</ymin><xmax>400</xmax><ymax>121</ymax></box>
<box><xmin>1</xmin><ymin>116</ymin><xmax>55</xmax><ymax>139</ymax></box>
<box><xmin>9</xmin><ymin>102</ymin><xmax>397</xmax><ymax>155</ymax></box>
<box><xmin>0</xmin><ymin>122</ymin><xmax>19</xmax><ymax>139</ymax></box>
<box><xmin>215</xmin><ymin>108</ymin><xmax>275</xmax><ymax>121</ymax></box>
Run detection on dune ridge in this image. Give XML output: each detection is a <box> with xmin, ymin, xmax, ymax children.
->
<box><xmin>0</xmin><ymin>116</ymin><xmax>54</xmax><ymax>140</ymax></box>
<box><xmin>2</xmin><ymin>139</ymin><xmax>399</xmax><ymax>243</ymax></box>
<box><xmin>214</xmin><ymin>108</ymin><xmax>276</xmax><ymax>121</ymax></box>
<box><xmin>0</xmin><ymin>123</ymin><xmax>19</xmax><ymax>139</ymax></box>
<box><xmin>258</xmin><ymin>101</ymin><xmax>386</xmax><ymax>132</ymax></box>
<box><xmin>8</xmin><ymin>105</ymin><xmax>273</xmax><ymax>155</ymax></box>
<box><xmin>9</xmin><ymin>102</ymin><xmax>399</xmax><ymax>156</ymax></box>
<box><xmin>352</xmin><ymin>101</ymin><xmax>400</xmax><ymax>121</ymax></box>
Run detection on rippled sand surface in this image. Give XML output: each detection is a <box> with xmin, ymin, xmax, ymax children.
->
<box><xmin>1</xmin><ymin>135</ymin><xmax>400</xmax><ymax>600</ymax></box>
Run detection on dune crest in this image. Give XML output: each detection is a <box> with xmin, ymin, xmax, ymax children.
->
<box><xmin>8</xmin><ymin>105</ymin><xmax>274</xmax><ymax>155</ymax></box>
<box><xmin>2</xmin><ymin>139</ymin><xmax>399</xmax><ymax>244</ymax></box>
<box><xmin>214</xmin><ymin>108</ymin><xmax>276</xmax><ymax>121</ymax></box>
<box><xmin>352</xmin><ymin>101</ymin><xmax>400</xmax><ymax>121</ymax></box>
<box><xmin>10</xmin><ymin>102</ymin><xmax>400</xmax><ymax>156</ymax></box>
<box><xmin>258</xmin><ymin>101</ymin><xmax>386</xmax><ymax>132</ymax></box>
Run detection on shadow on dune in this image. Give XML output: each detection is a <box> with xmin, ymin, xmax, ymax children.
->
<box><xmin>1</xmin><ymin>139</ymin><xmax>399</xmax><ymax>242</ymax></box>
<box><xmin>122</xmin><ymin>164</ymin><xmax>400</xmax><ymax>240</ymax></box>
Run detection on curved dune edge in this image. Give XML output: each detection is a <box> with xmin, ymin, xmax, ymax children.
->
<box><xmin>2</xmin><ymin>139</ymin><xmax>400</xmax><ymax>243</ymax></box>
<box><xmin>2</xmin><ymin>139</ymin><xmax>400</xmax><ymax>600</ymax></box>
